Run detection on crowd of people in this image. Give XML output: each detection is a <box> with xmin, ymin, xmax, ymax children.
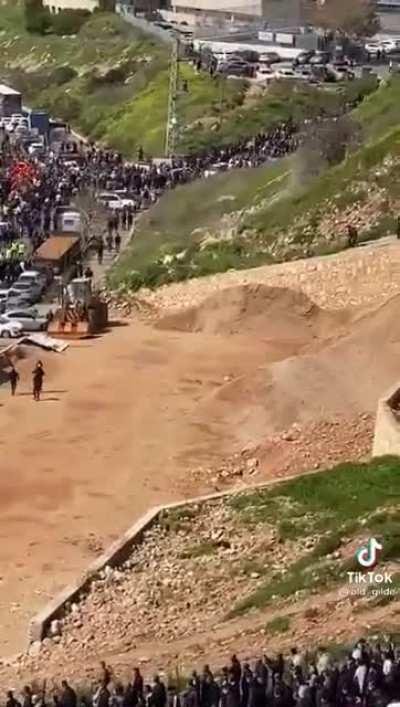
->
<box><xmin>79</xmin><ymin>119</ymin><xmax>298</xmax><ymax>205</ymax></box>
<box><xmin>5</xmin><ymin>641</ymin><xmax>400</xmax><ymax>707</ymax></box>
<box><xmin>0</xmin><ymin>116</ymin><xmax>299</xmax><ymax>283</ymax></box>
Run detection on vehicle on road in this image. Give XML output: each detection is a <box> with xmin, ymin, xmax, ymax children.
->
<box><xmin>96</xmin><ymin>192</ymin><xmax>135</xmax><ymax>210</ymax></box>
<box><xmin>0</xmin><ymin>320</ymin><xmax>23</xmax><ymax>338</ymax></box>
<box><xmin>1</xmin><ymin>308</ymin><xmax>49</xmax><ymax>332</ymax></box>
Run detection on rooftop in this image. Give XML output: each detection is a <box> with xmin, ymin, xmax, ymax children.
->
<box><xmin>0</xmin><ymin>84</ymin><xmax>21</xmax><ymax>96</ymax></box>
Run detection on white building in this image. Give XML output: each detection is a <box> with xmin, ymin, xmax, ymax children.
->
<box><xmin>170</xmin><ymin>0</ymin><xmax>266</xmax><ymax>19</ymax></box>
<box><xmin>43</xmin><ymin>0</ymin><xmax>100</xmax><ymax>11</ymax></box>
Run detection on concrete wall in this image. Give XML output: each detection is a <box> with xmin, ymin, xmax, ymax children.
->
<box><xmin>373</xmin><ymin>382</ymin><xmax>400</xmax><ymax>457</ymax></box>
<box><xmin>43</xmin><ymin>0</ymin><xmax>99</xmax><ymax>11</ymax></box>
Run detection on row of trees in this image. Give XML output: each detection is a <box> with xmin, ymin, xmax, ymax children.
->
<box><xmin>24</xmin><ymin>0</ymin><xmax>116</xmax><ymax>35</ymax></box>
<box><xmin>311</xmin><ymin>0</ymin><xmax>380</xmax><ymax>38</ymax></box>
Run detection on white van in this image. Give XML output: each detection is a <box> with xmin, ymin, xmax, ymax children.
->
<box><xmin>59</xmin><ymin>210</ymin><xmax>81</xmax><ymax>234</ymax></box>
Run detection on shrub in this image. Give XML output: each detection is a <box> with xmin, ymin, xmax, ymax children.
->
<box><xmin>24</xmin><ymin>0</ymin><xmax>51</xmax><ymax>34</ymax></box>
<box><xmin>50</xmin><ymin>9</ymin><xmax>90</xmax><ymax>36</ymax></box>
<box><xmin>51</xmin><ymin>65</ymin><xmax>78</xmax><ymax>86</ymax></box>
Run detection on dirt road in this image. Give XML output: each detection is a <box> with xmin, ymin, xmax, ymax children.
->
<box><xmin>1</xmin><ymin>310</ymin><xmax>307</xmax><ymax>656</ymax></box>
<box><xmin>2</xmin><ymin>240</ymin><xmax>400</xmax><ymax>658</ymax></box>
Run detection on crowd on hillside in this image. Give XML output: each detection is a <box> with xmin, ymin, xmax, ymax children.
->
<box><xmin>78</xmin><ymin>119</ymin><xmax>298</xmax><ymax>204</ymax></box>
<box><xmin>6</xmin><ymin>640</ymin><xmax>400</xmax><ymax>707</ymax></box>
<box><xmin>0</xmin><ymin>118</ymin><xmax>298</xmax><ymax>266</ymax></box>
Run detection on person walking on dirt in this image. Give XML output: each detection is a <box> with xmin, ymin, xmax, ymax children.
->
<box><xmin>9</xmin><ymin>364</ymin><xmax>19</xmax><ymax>396</ymax></box>
<box><xmin>347</xmin><ymin>224</ymin><xmax>358</xmax><ymax>248</ymax></box>
<box><xmin>32</xmin><ymin>360</ymin><xmax>45</xmax><ymax>402</ymax></box>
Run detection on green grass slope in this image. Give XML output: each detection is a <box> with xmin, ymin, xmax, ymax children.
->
<box><xmin>225</xmin><ymin>455</ymin><xmax>400</xmax><ymax>616</ymax></box>
<box><xmin>0</xmin><ymin>3</ymin><xmax>246</xmax><ymax>156</ymax></box>
<box><xmin>109</xmin><ymin>76</ymin><xmax>400</xmax><ymax>291</ymax></box>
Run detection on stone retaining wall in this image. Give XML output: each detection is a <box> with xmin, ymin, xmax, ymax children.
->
<box><xmin>29</xmin><ymin>468</ymin><xmax>324</xmax><ymax>645</ymax></box>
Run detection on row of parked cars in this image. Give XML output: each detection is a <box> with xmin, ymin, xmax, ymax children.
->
<box><xmin>214</xmin><ymin>49</ymin><xmax>355</xmax><ymax>83</ymax></box>
<box><xmin>0</xmin><ymin>269</ymin><xmax>51</xmax><ymax>339</ymax></box>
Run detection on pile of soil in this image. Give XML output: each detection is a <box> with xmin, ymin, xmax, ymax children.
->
<box><xmin>156</xmin><ymin>285</ymin><xmax>352</xmax><ymax>344</ymax></box>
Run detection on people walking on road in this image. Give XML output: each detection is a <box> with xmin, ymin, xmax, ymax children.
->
<box><xmin>32</xmin><ymin>360</ymin><xmax>45</xmax><ymax>402</ymax></box>
<box><xmin>106</xmin><ymin>232</ymin><xmax>113</xmax><ymax>252</ymax></box>
<box><xmin>9</xmin><ymin>364</ymin><xmax>19</xmax><ymax>396</ymax></box>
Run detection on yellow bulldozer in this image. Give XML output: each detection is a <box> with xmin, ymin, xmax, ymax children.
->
<box><xmin>48</xmin><ymin>277</ymin><xmax>108</xmax><ymax>339</ymax></box>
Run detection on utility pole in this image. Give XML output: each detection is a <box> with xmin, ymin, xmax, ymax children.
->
<box><xmin>165</xmin><ymin>34</ymin><xmax>180</xmax><ymax>159</ymax></box>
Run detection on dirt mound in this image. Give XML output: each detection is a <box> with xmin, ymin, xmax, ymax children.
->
<box><xmin>156</xmin><ymin>284</ymin><xmax>351</xmax><ymax>342</ymax></box>
<box><xmin>199</xmin><ymin>292</ymin><xmax>400</xmax><ymax>441</ymax></box>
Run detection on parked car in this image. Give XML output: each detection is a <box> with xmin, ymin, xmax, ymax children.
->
<box><xmin>17</xmin><ymin>270</ymin><xmax>47</xmax><ymax>294</ymax></box>
<box><xmin>218</xmin><ymin>61</ymin><xmax>253</xmax><ymax>77</ymax></box>
<box><xmin>275</xmin><ymin>67</ymin><xmax>301</xmax><ymax>80</ymax></box>
<box><xmin>8</xmin><ymin>281</ymin><xmax>41</xmax><ymax>304</ymax></box>
<box><xmin>0</xmin><ymin>288</ymin><xmax>10</xmax><ymax>313</ymax></box>
<box><xmin>1</xmin><ymin>308</ymin><xmax>49</xmax><ymax>332</ymax></box>
<box><xmin>0</xmin><ymin>320</ymin><xmax>23</xmax><ymax>338</ymax></box>
<box><xmin>255</xmin><ymin>66</ymin><xmax>275</xmax><ymax>83</ymax></box>
<box><xmin>380</xmin><ymin>39</ymin><xmax>400</xmax><ymax>54</ymax></box>
<box><xmin>96</xmin><ymin>192</ymin><xmax>135</xmax><ymax>210</ymax></box>
<box><xmin>309</xmin><ymin>51</ymin><xmax>331</xmax><ymax>65</ymax></box>
<box><xmin>365</xmin><ymin>41</ymin><xmax>382</xmax><ymax>59</ymax></box>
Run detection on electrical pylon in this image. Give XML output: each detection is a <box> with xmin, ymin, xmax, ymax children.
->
<box><xmin>165</xmin><ymin>34</ymin><xmax>180</xmax><ymax>158</ymax></box>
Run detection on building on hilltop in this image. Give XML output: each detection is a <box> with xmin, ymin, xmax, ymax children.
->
<box><xmin>43</xmin><ymin>0</ymin><xmax>100</xmax><ymax>11</ymax></box>
<box><xmin>167</xmin><ymin>0</ymin><xmax>313</xmax><ymax>25</ymax></box>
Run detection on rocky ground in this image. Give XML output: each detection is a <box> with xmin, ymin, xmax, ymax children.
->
<box><xmin>112</xmin><ymin>240</ymin><xmax>400</xmax><ymax>315</ymax></box>
<box><xmin>187</xmin><ymin>413</ymin><xmax>374</xmax><ymax>491</ymax></box>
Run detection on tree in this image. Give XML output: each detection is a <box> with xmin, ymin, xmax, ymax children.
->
<box><xmin>311</xmin><ymin>0</ymin><xmax>380</xmax><ymax>37</ymax></box>
<box><xmin>24</xmin><ymin>0</ymin><xmax>51</xmax><ymax>34</ymax></box>
<box><xmin>98</xmin><ymin>0</ymin><xmax>116</xmax><ymax>10</ymax></box>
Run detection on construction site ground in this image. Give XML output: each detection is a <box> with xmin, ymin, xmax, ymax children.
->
<box><xmin>2</xmin><ymin>238</ymin><xmax>400</xmax><ymax>671</ymax></box>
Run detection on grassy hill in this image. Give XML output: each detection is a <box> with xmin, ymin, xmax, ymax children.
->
<box><xmin>0</xmin><ymin>3</ymin><xmax>247</xmax><ymax>156</ymax></box>
<box><xmin>109</xmin><ymin>76</ymin><xmax>400</xmax><ymax>292</ymax></box>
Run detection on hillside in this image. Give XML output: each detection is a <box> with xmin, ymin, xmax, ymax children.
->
<box><xmin>7</xmin><ymin>457</ymin><xmax>400</xmax><ymax>682</ymax></box>
<box><xmin>0</xmin><ymin>4</ymin><xmax>247</xmax><ymax>156</ymax></box>
<box><xmin>110</xmin><ymin>77</ymin><xmax>400</xmax><ymax>292</ymax></box>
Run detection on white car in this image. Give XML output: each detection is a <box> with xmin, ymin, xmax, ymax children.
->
<box><xmin>255</xmin><ymin>66</ymin><xmax>275</xmax><ymax>83</ymax></box>
<box><xmin>365</xmin><ymin>41</ymin><xmax>381</xmax><ymax>58</ymax></box>
<box><xmin>96</xmin><ymin>192</ymin><xmax>135</xmax><ymax>211</ymax></box>
<box><xmin>1</xmin><ymin>309</ymin><xmax>49</xmax><ymax>332</ymax></box>
<box><xmin>275</xmin><ymin>67</ymin><xmax>301</xmax><ymax>80</ymax></box>
<box><xmin>0</xmin><ymin>320</ymin><xmax>23</xmax><ymax>338</ymax></box>
<box><xmin>380</xmin><ymin>39</ymin><xmax>400</xmax><ymax>54</ymax></box>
